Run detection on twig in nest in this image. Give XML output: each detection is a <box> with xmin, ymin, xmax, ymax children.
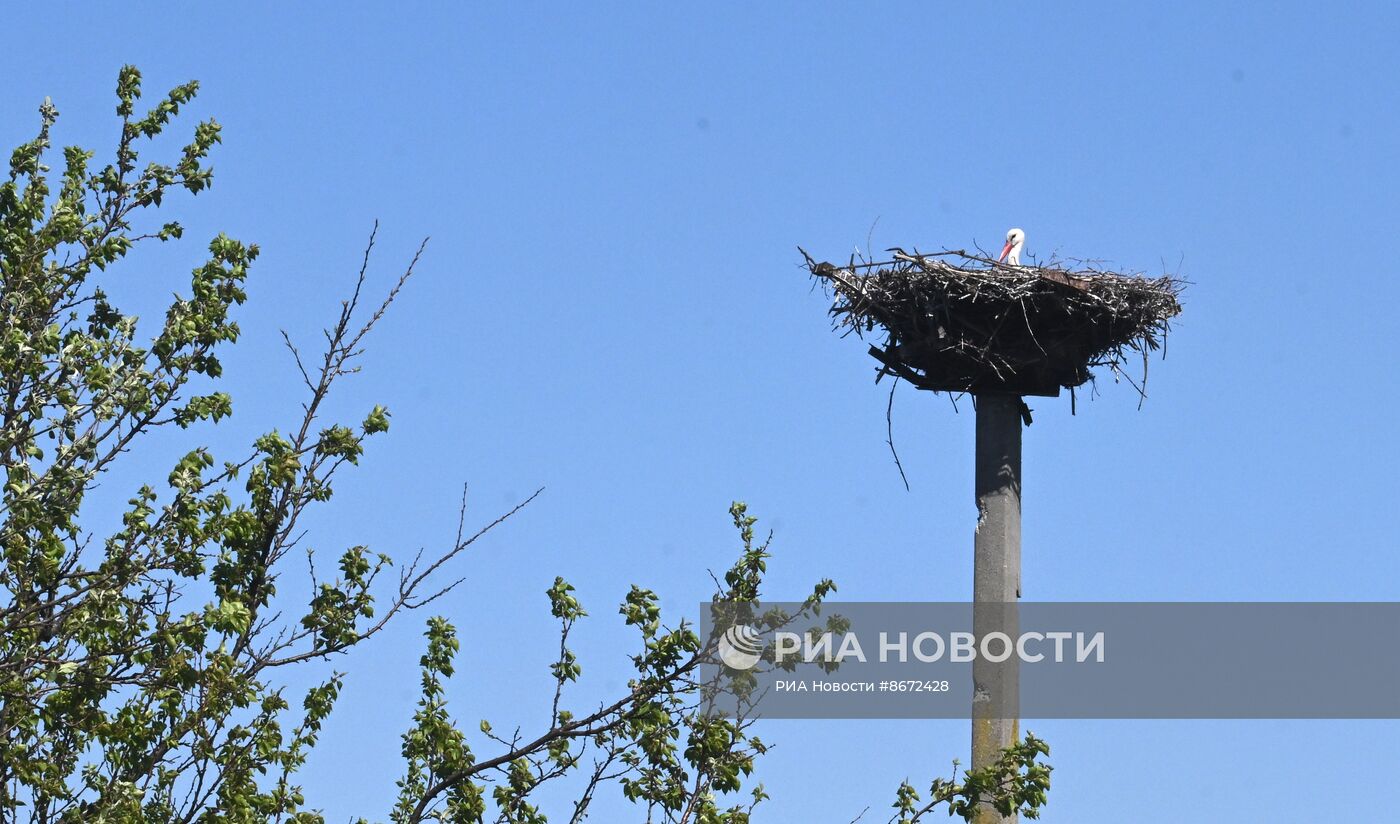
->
<box><xmin>886</xmin><ymin>377</ymin><xmax>910</xmax><ymax>492</ymax></box>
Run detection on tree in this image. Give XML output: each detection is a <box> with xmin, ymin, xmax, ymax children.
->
<box><xmin>0</xmin><ymin>67</ymin><xmax>1049</xmax><ymax>824</ymax></box>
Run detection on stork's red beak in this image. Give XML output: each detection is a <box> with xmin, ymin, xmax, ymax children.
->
<box><xmin>998</xmin><ymin>241</ymin><xmax>1013</xmax><ymax>262</ymax></box>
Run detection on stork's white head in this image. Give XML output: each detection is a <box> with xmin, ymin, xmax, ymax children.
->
<box><xmin>998</xmin><ymin>228</ymin><xmax>1025</xmax><ymax>265</ymax></box>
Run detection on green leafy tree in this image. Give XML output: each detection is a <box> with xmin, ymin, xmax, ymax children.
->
<box><xmin>0</xmin><ymin>67</ymin><xmax>1049</xmax><ymax>823</ymax></box>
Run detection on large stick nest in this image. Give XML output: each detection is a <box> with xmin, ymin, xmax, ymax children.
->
<box><xmin>801</xmin><ymin>247</ymin><xmax>1183</xmax><ymax>398</ymax></box>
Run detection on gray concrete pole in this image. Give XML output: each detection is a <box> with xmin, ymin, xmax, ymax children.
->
<box><xmin>971</xmin><ymin>393</ymin><xmax>1022</xmax><ymax>824</ymax></box>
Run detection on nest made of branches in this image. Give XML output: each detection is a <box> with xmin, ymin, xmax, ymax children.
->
<box><xmin>801</xmin><ymin>247</ymin><xmax>1183</xmax><ymax>399</ymax></box>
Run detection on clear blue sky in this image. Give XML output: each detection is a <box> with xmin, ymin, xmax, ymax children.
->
<box><xmin>5</xmin><ymin>3</ymin><xmax>1398</xmax><ymax>821</ymax></box>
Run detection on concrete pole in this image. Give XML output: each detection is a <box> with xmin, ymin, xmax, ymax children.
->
<box><xmin>971</xmin><ymin>393</ymin><xmax>1022</xmax><ymax>824</ymax></box>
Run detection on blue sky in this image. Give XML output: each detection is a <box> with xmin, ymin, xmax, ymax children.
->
<box><xmin>4</xmin><ymin>2</ymin><xmax>1398</xmax><ymax>821</ymax></box>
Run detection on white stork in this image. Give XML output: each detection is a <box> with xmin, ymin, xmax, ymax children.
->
<box><xmin>998</xmin><ymin>227</ymin><xmax>1025</xmax><ymax>265</ymax></box>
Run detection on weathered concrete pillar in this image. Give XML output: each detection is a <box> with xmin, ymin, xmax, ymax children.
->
<box><xmin>971</xmin><ymin>393</ymin><xmax>1022</xmax><ymax>824</ymax></box>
